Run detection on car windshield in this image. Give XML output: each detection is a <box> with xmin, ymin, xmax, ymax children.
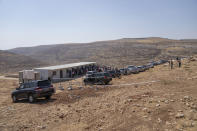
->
<box><xmin>128</xmin><ymin>66</ymin><xmax>135</xmax><ymax>68</ymax></box>
<box><xmin>104</xmin><ymin>73</ymin><xmax>110</xmax><ymax>76</ymax></box>
<box><xmin>129</xmin><ymin>66</ymin><xmax>136</xmax><ymax>69</ymax></box>
<box><xmin>38</xmin><ymin>80</ymin><xmax>51</xmax><ymax>86</ymax></box>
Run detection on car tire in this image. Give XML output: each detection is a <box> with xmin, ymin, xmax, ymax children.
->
<box><xmin>45</xmin><ymin>95</ymin><xmax>51</xmax><ymax>100</ymax></box>
<box><xmin>28</xmin><ymin>94</ymin><xmax>35</xmax><ymax>103</ymax></box>
<box><xmin>12</xmin><ymin>95</ymin><xmax>17</xmax><ymax>103</ymax></box>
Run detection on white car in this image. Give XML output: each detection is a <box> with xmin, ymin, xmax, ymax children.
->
<box><xmin>127</xmin><ymin>65</ymin><xmax>139</xmax><ymax>74</ymax></box>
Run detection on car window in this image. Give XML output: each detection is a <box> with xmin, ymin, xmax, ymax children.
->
<box><xmin>104</xmin><ymin>73</ymin><xmax>110</xmax><ymax>76</ymax></box>
<box><xmin>20</xmin><ymin>85</ymin><xmax>25</xmax><ymax>89</ymax></box>
<box><xmin>95</xmin><ymin>73</ymin><xmax>100</xmax><ymax>77</ymax></box>
<box><xmin>28</xmin><ymin>82</ymin><xmax>33</xmax><ymax>88</ymax></box>
<box><xmin>29</xmin><ymin>82</ymin><xmax>37</xmax><ymax>88</ymax></box>
<box><xmin>92</xmin><ymin>74</ymin><xmax>95</xmax><ymax>77</ymax></box>
<box><xmin>24</xmin><ymin>83</ymin><xmax>30</xmax><ymax>88</ymax></box>
<box><xmin>97</xmin><ymin>73</ymin><xmax>102</xmax><ymax>77</ymax></box>
<box><xmin>38</xmin><ymin>80</ymin><xmax>51</xmax><ymax>86</ymax></box>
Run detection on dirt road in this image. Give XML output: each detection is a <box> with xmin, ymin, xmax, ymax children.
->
<box><xmin>0</xmin><ymin>76</ymin><xmax>17</xmax><ymax>80</ymax></box>
<box><xmin>0</xmin><ymin>59</ymin><xmax>197</xmax><ymax>131</ymax></box>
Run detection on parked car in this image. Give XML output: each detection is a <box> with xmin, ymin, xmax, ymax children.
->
<box><xmin>143</xmin><ymin>65</ymin><xmax>149</xmax><ymax>70</ymax></box>
<box><xmin>151</xmin><ymin>61</ymin><xmax>159</xmax><ymax>66</ymax></box>
<box><xmin>137</xmin><ymin>65</ymin><xmax>146</xmax><ymax>72</ymax></box>
<box><xmin>107</xmin><ymin>70</ymin><xmax>116</xmax><ymax>78</ymax></box>
<box><xmin>11</xmin><ymin>80</ymin><xmax>55</xmax><ymax>103</ymax></box>
<box><xmin>146</xmin><ymin>63</ymin><xmax>154</xmax><ymax>68</ymax></box>
<box><xmin>158</xmin><ymin>60</ymin><xmax>168</xmax><ymax>65</ymax></box>
<box><xmin>127</xmin><ymin>65</ymin><xmax>139</xmax><ymax>74</ymax></box>
<box><xmin>84</xmin><ymin>72</ymin><xmax>112</xmax><ymax>85</ymax></box>
<box><xmin>120</xmin><ymin>68</ymin><xmax>129</xmax><ymax>75</ymax></box>
<box><xmin>86</xmin><ymin>71</ymin><xmax>97</xmax><ymax>77</ymax></box>
<box><xmin>107</xmin><ymin>70</ymin><xmax>121</xmax><ymax>78</ymax></box>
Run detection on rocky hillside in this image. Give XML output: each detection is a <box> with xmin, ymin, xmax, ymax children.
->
<box><xmin>0</xmin><ymin>50</ymin><xmax>46</xmax><ymax>74</ymax></box>
<box><xmin>9</xmin><ymin>37</ymin><xmax>197</xmax><ymax>68</ymax></box>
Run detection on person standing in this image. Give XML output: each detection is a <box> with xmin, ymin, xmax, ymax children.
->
<box><xmin>168</xmin><ymin>60</ymin><xmax>171</xmax><ymax>68</ymax></box>
<box><xmin>171</xmin><ymin>59</ymin><xmax>173</xmax><ymax>69</ymax></box>
<box><xmin>178</xmin><ymin>58</ymin><xmax>181</xmax><ymax>68</ymax></box>
<box><xmin>176</xmin><ymin>57</ymin><xmax>181</xmax><ymax>68</ymax></box>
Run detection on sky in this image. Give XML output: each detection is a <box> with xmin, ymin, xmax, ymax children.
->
<box><xmin>0</xmin><ymin>0</ymin><xmax>197</xmax><ymax>50</ymax></box>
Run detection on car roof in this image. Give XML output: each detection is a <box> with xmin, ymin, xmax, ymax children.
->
<box><xmin>128</xmin><ymin>66</ymin><xmax>136</xmax><ymax>68</ymax></box>
<box><xmin>22</xmin><ymin>80</ymin><xmax>49</xmax><ymax>84</ymax></box>
<box><xmin>96</xmin><ymin>72</ymin><xmax>108</xmax><ymax>74</ymax></box>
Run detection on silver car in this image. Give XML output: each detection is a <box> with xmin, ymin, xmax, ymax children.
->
<box><xmin>127</xmin><ymin>65</ymin><xmax>139</xmax><ymax>74</ymax></box>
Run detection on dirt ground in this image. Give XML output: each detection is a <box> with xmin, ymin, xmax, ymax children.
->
<box><xmin>0</xmin><ymin>58</ymin><xmax>197</xmax><ymax>131</ymax></box>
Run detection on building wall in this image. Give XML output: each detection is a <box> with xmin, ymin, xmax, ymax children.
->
<box><xmin>34</xmin><ymin>69</ymin><xmax>49</xmax><ymax>80</ymax></box>
<box><xmin>49</xmin><ymin>69</ymin><xmax>68</xmax><ymax>79</ymax></box>
<box><xmin>51</xmin><ymin>70</ymin><xmax>60</xmax><ymax>79</ymax></box>
<box><xmin>34</xmin><ymin>63</ymin><xmax>96</xmax><ymax>80</ymax></box>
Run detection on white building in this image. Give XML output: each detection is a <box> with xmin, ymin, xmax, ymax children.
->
<box><xmin>34</xmin><ymin>62</ymin><xmax>96</xmax><ymax>81</ymax></box>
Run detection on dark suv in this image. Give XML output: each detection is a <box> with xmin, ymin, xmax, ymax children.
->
<box><xmin>11</xmin><ymin>80</ymin><xmax>55</xmax><ymax>103</ymax></box>
<box><xmin>107</xmin><ymin>70</ymin><xmax>121</xmax><ymax>78</ymax></box>
<box><xmin>84</xmin><ymin>72</ymin><xmax>112</xmax><ymax>85</ymax></box>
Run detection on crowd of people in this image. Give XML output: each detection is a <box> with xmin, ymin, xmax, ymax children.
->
<box><xmin>66</xmin><ymin>64</ymin><xmax>119</xmax><ymax>78</ymax></box>
<box><xmin>66</xmin><ymin>64</ymin><xmax>98</xmax><ymax>78</ymax></box>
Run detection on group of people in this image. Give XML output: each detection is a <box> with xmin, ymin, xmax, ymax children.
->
<box><xmin>65</xmin><ymin>64</ymin><xmax>120</xmax><ymax>78</ymax></box>
<box><xmin>94</xmin><ymin>65</ymin><xmax>120</xmax><ymax>73</ymax></box>
<box><xmin>169</xmin><ymin>57</ymin><xmax>182</xmax><ymax>69</ymax></box>
<box><xmin>66</xmin><ymin>64</ymin><xmax>99</xmax><ymax>78</ymax></box>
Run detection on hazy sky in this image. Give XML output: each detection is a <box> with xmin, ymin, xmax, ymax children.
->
<box><xmin>0</xmin><ymin>0</ymin><xmax>197</xmax><ymax>50</ymax></box>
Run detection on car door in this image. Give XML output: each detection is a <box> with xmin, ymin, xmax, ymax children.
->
<box><xmin>16</xmin><ymin>84</ymin><xmax>27</xmax><ymax>99</ymax></box>
<box><xmin>97</xmin><ymin>73</ymin><xmax>103</xmax><ymax>83</ymax></box>
<box><xmin>91</xmin><ymin>74</ymin><xmax>96</xmax><ymax>83</ymax></box>
<box><xmin>23</xmin><ymin>82</ymin><xmax>34</xmax><ymax>98</ymax></box>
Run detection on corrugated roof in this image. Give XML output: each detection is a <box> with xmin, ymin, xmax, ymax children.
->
<box><xmin>34</xmin><ymin>62</ymin><xmax>96</xmax><ymax>70</ymax></box>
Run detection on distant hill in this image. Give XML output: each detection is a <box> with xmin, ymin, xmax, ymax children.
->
<box><xmin>7</xmin><ymin>37</ymin><xmax>197</xmax><ymax>69</ymax></box>
<box><xmin>0</xmin><ymin>50</ymin><xmax>46</xmax><ymax>74</ymax></box>
<box><xmin>180</xmin><ymin>39</ymin><xmax>197</xmax><ymax>43</ymax></box>
<box><xmin>109</xmin><ymin>37</ymin><xmax>178</xmax><ymax>43</ymax></box>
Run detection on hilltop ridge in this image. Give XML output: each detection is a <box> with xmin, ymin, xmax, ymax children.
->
<box><xmin>0</xmin><ymin>50</ymin><xmax>46</xmax><ymax>74</ymax></box>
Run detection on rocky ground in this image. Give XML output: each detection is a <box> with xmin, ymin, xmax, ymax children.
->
<box><xmin>0</xmin><ymin>58</ymin><xmax>197</xmax><ymax>131</ymax></box>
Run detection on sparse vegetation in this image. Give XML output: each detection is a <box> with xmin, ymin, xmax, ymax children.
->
<box><xmin>0</xmin><ymin>58</ymin><xmax>197</xmax><ymax>131</ymax></box>
<box><xmin>7</xmin><ymin>37</ymin><xmax>197</xmax><ymax>71</ymax></box>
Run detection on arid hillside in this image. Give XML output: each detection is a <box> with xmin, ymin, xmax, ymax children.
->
<box><xmin>0</xmin><ymin>57</ymin><xmax>197</xmax><ymax>131</ymax></box>
<box><xmin>0</xmin><ymin>50</ymin><xmax>46</xmax><ymax>74</ymax></box>
<box><xmin>9</xmin><ymin>37</ymin><xmax>197</xmax><ymax>69</ymax></box>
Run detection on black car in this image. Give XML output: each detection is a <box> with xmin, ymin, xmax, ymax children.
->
<box><xmin>107</xmin><ymin>70</ymin><xmax>117</xmax><ymax>78</ymax></box>
<box><xmin>84</xmin><ymin>72</ymin><xmax>112</xmax><ymax>85</ymax></box>
<box><xmin>11</xmin><ymin>80</ymin><xmax>55</xmax><ymax>103</ymax></box>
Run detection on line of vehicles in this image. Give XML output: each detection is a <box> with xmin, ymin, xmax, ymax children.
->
<box><xmin>120</xmin><ymin>60</ymin><xmax>167</xmax><ymax>75</ymax></box>
<box><xmin>11</xmin><ymin>60</ymin><xmax>168</xmax><ymax>103</ymax></box>
<box><xmin>83</xmin><ymin>60</ymin><xmax>168</xmax><ymax>85</ymax></box>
